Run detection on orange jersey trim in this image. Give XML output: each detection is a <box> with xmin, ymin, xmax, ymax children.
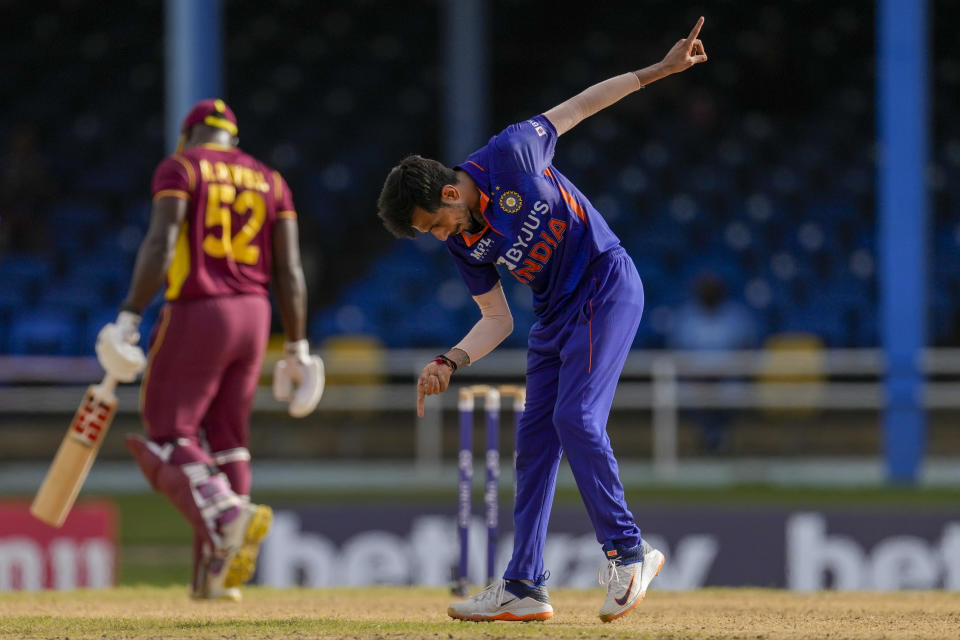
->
<box><xmin>544</xmin><ymin>167</ymin><xmax>587</xmax><ymax>223</ymax></box>
<box><xmin>460</xmin><ymin>191</ymin><xmax>503</xmax><ymax>246</ymax></box>
<box><xmin>478</xmin><ymin>191</ymin><xmax>490</xmax><ymax>214</ymax></box>
<box><xmin>153</xmin><ymin>189</ymin><xmax>189</xmax><ymax>201</ymax></box>
<box><xmin>278</xmin><ymin>210</ymin><xmax>297</xmax><ymax>220</ymax></box>
<box><xmin>461</xmin><ymin>224</ymin><xmax>489</xmax><ymax>247</ymax></box>
<box><xmin>172</xmin><ymin>155</ymin><xmax>196</xmax><ymax>191</ymax></box>
<box><xmin>465</xmin><ymin>160</ymin><xmax>485</xmax><ymax>172</ymax></box>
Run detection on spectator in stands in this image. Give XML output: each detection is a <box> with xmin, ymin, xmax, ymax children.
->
<box><xmin>0</xmin><ymin>124</ymin><xmax>54</xmax><ymax>252</ymax></box>
<box><xmin>668</xmin><ymin>271</ymin><xmax>758</xmax><ymax>453</ymax></box>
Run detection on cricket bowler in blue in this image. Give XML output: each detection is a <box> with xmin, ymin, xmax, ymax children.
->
<box><xmin>377</xmin><ymin>17</ymin><xmax>708</xmax><ymax>622</ymax></box>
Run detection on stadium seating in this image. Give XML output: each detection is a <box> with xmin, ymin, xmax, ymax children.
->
<box><xmin>1</xmin><ymin>1</ymin><xmax>958</xmax><ymax>355</ymax></box>
<box><xmin>8</xmin><ymin>309</ymin><xmax>80</xmax><ymax>356</ymax></box>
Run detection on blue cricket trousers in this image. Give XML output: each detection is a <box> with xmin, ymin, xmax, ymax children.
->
<box><xmin>504</xmin><ymin>246</ymin><xmax>644</xmax><ymax>581</ymax></box>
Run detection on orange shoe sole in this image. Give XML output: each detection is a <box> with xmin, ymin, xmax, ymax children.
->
<box><xmin>447</xmin><ymin>608</ymin><xmax>553</xmax><ymax>622</ymax></box>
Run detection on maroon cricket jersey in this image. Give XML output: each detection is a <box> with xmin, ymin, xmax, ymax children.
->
<box><xmin>151</xmin><ymin>143</ymin><xmax>297</xmax><ymax>301</ymax></box>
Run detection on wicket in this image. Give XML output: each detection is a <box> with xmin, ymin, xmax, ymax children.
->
<box><xmin>454</xmin><ymin>384</ymin><xmax>526</xmax><ymax>596</ymax></box>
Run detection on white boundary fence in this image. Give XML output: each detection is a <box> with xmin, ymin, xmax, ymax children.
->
<box><xmin>2</xmin><ymin>349</ymin><xmax>960</xmax><ymax>481</ymax></box>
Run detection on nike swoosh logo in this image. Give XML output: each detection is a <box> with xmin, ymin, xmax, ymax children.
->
<box><xmin>614</xmin><ymin>573</ymin><xmax>636</xmax><ymax>606</ymax></box>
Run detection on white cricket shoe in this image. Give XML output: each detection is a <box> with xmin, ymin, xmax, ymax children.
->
<box><xmin>191</xmin><ymin>539</ymin><xmax>243</xmax><ymax>602</ymax></box>
<box><xmin>598</xmin><ymin>540</ymin><xmax>665</xmax><ymax>622</ymax></box>
<box><xmin>447</xmin><ymin>579</ymin><xmax>554</xmax><ymax>622</ymax></box>
<box><xmin>206</xmin><ymin>502</ymin><xmax>273</xmax><ymax>594</ymax></box>
<box><xmin>190</xmin><ymin>586</ymin><xmax>242</xmax><ymax>602</ymax></box>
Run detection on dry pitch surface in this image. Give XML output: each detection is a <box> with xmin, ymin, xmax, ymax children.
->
<box><xmin>0</xmin><ymin>586</ymin><xmax>957</xmax><ymax>639</ymax></box>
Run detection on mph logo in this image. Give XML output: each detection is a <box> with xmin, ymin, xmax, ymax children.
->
<box><xmin>469</xmin><ymin>236</ymin><xmax>495</xmax><ymax>262</ymax></box>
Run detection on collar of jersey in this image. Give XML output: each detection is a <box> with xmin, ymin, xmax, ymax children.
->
<box><xmin>460</xmin><ymin>191</ymin><xmax>497</xmax><ymax>247</ymax></box>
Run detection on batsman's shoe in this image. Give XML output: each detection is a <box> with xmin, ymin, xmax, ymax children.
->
<box><xmin>598</xmin><ymin>539</ymin><xmax>665</xmax><ymax>622</ymax></box>
<box><xmin>206</xmin><ymin>502</ymin><xmax>273</xmax><ymax>593</ymax></box>
<box><xmin>190</xmin><ymin>586</ymin><xmax>242</xmax><ymax>602</ymax></box>
<box><xmin>447</xmin><ymin>578</ymin><xmax>553</xmax><ymax>622</ymax></box>
<box><xmin>192</xmin><ymin>551</ymin><xmax>242</xmax><ymax>601</ymax></box>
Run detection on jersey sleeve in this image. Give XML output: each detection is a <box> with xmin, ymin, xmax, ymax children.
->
<box><xmin>151</xmin><ymin>155</ymin><xmax>194</xmax><ymax>201</ymax></box>
<box><xmin>447</xmin><ymin>245</ymin><xmax>501</xmax><ymax>297</ymax></box>
<box><xmin>490</xmin><ymin>115</ymin><xmax>558</xmax><ymax>176</ymax></box>
<box><xmin>273</xmin><ymin>171</ymin><xmax>297</xmax><ymax>220</ymax></box>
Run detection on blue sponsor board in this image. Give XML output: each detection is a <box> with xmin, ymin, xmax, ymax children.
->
<box><xmin>256</xmin><ymin>504</ymin><xmax>960</xmax><ymax>591</ymax></box>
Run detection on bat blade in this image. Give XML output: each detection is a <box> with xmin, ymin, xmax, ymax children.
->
<box><xmin>31</xmin><ymin>378</ymin><xmax>118</xmax><ymax>527</ymax></box>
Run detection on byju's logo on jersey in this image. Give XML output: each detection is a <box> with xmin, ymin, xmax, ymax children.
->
<box><xmin>469</xmin><ymin>236</ymin><xmax>495</xmax><ymax>261</ymax></box>
<box><xmin>499</xmin><ymin>191</ymin><xmax>522</xmax><ymax>214</ymax></box>
<box><xmin>496</xmin><ymin>200</ymin><xmax>549</xmax><ymax>271</ymax></box>
<box><xmin>495</xmin><ymin>199</ymin><xmax>568</xmax><ymax>285</ymax></box>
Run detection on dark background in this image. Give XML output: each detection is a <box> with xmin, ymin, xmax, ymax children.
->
<box><xmin>2</xmin><ymin>0</ymin><xmax>958</xmax><ymax>354</ymax></box>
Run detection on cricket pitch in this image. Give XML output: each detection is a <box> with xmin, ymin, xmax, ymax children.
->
<box><xmin>0</xmin><ymin>586</ymin><xmax>956</xmax><ymax>639</ymax></box>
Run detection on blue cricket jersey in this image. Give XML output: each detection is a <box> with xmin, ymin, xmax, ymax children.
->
<box><xmin>447</xmin><ymin>115</ymin><xmax>622</xmax><ymax>322</ymax></box>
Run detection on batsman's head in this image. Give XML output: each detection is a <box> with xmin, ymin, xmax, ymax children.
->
<box><xmin>177</xmin><ymin>98</ymin><xmax>239</xmax><ymax>151</ymax></box>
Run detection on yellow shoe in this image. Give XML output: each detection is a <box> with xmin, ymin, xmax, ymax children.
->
<box><xmin>207</xmin><ymin>503</ymin><xmax>273</xmax><ymax>593</ymax></box>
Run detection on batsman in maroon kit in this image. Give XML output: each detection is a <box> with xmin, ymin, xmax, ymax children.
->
<box><xmin>95</xmin><ymin>99</ymin><xmax>323</xmax><ymax>600</ymax></box>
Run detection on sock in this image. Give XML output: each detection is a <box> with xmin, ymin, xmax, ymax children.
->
<box><xmin>504</xmin><ymin>578</ymin><xmax>551</xmax><ymax>604</ymax></box>
<box><xmin>212</xmin><ymin>448</ymin><xmax>252</xmax><ymax>497</ymax></box>
<box><xmin>602</xmin><ymin>540</ymin><xmax>644</xmax><ymax>565</ymax></box>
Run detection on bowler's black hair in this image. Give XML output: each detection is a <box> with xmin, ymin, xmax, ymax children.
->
<box><xmin>377</xmin><ymin>155</ymin><xmax>458</xmax><ymax>238</ymax></box>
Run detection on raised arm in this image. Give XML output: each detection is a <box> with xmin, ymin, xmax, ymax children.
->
<box><xmin>543</xmin><ymin>16</ymin><xmax>708</xmax><ymax>136</ymax></box>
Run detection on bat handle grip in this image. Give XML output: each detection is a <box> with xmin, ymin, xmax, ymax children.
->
<box><xmin>98</xmin><ymin>374</ymin><xmax>119</xmax><ymax>397</ymax></box>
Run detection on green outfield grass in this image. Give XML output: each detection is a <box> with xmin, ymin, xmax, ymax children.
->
<box><xmin>1</xmin><ymin>586</ymin><xmax>956</xmax><ymax>640</ymax></box>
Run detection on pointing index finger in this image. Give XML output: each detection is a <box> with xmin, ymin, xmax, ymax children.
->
<box><xmin>687</xmin><ymin>16</ymin><xmax>705</xmax><ymax>42</ymax></box>
<box><xmin>417</xmin><ymin>383</ymin><xmax>425</xmax><ymax>417</ymax></box>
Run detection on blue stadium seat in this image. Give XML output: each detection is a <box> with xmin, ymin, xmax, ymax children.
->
<box><xmin>67</xmin><ymin>258</ymin><xmax>129</xmax><ymax>307</ymax></box>
<box><xmin>0</xmin><ymin>315</ymin><xmax>8</xmax><ymax>354</ymax></box>
<box><xmin>48</xmin><ymin>201</ymin><xmax>110</xmax><ymax>254</ymax></box>
<box><xmin>0</xmin><ymin>254</ymin><xmax>52</xmax><ymax>292</ymax></box>
<box><xmin>8</xmin><ymin>309</ymin><xmax>81</xmax><ymax>355</ymax></box>
<box><xmin>49</xmin><ymin>200</ymin><xmax>108</xmax><ymax>234</ymax></box>
<box><xmin>0</xmin><ymin>278</ymin><xmax>28</xmax><ymax>316</ymax></box>
<box><xmin>38</xmin><ymin>283</ymin><xmax>102</xmax><ymax>318</ymax></box>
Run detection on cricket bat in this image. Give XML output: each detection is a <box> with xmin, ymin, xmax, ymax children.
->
<box><xmin>31</xmin><ymin>374</ymin><xmax>118</xmax><ymax>527</ymax></box>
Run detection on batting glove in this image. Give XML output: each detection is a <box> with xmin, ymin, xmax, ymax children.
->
<box><xmin>95</xmin><ymin>311</ymin><xmax>147</xmax><ymax>382</ymax></box>
<box><xmin>273</xmin><ymin>339</ymin><xmax>325</xmax><ymax>418</ymax></box>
